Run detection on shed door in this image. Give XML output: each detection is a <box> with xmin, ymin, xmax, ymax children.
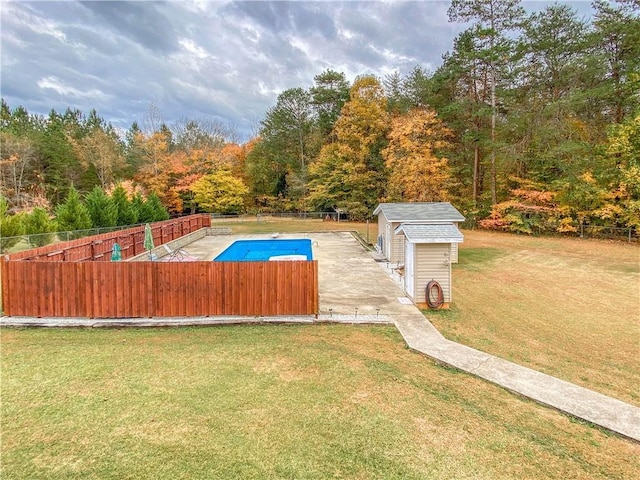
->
<box><xmin>405</xmin><ymin>241</ymin><xmax>414</xmax><ymax>298</ymax></box>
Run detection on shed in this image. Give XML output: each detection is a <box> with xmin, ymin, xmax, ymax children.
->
<box><xmin>394</xmin><ymin>223</ymin><xmax>464</xmax><ymax>308</ymax></box>
<box><xmin>373</xmin><ymin>202</ymin><xmax>465</xmax><ymax>264</ymax></box>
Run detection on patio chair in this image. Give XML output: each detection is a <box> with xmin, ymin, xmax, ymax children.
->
<box><xmin>162</xmin><ymin>244</ymin><xmax>198</xmax><ymax>261</ymax></box>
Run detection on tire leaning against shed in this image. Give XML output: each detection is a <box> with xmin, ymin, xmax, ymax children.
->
<box><xmin>426</xmin><ymin>280</ymin><xmax>444</xmax><ymax>309</ymax></box>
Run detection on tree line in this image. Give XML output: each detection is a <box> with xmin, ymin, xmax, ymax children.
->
<box><xmin>1</xmin><ymin>0</ymin><xmax>638</xmax><ymax>237</ymax></box>
<box><xmin>0</xmin><ymin>184</ymin><xmax>169</xmax><ymax>250</ymax></box>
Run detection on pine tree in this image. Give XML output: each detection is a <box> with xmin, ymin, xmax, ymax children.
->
<box><xmin>448</xmin><ymin>0</ymin><xmax>525</xmax><ymax>204</ymax></box>
<box><xmin>55</xmin><ymin>187</ymin><xmax>91</xmax><ymax>237</ymax></box>
<box><xmin>146</xmin><ymin>192</ymin><xmax>170</xmax><ymax>221</ymax></box>
<box><xmin>0</xmin><ymin>196</ymin><xmax>25</xmax><ymax>251</ymax></box>
<box><xmin>310</xmin><ymin>69</ymin><xmax>350</xmax><ymax>143</ymax></box>
<box><xmin>85</xmin><ymin>186</ymin><xmax>117</xmax><ymax>228</ymax></box>
<box><xmin>110</xmin><ymin>184</ymin><xmax>138</xmax><ymax>226</ymax></box>
<box><xmin>24</xmin><ymin>207</ymin><xmax>57</xmax><ymax>246</ymax></box>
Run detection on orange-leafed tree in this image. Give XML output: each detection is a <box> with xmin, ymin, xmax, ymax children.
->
<box><xmin>307</xmin><ymin>75</ymin><xmax>389</xmax><ymax>219</ymax></box>
<box><xmin>171</xmin><ymin>142</ymin><xmax>249</xmax><ymax>213</ymax></box>
<box><xmin>383</xmin><ymin>108</ymin><xmax>453</xmax><ymax>202</ymax></box>
<box><xmin>480</xmin><ymin>177</ymin><xmax>574</xmax><ymax>234</ymax></box>
<box><xmin>132</xmin><ymin>129</ymin><xmax>192</xmax><ymax>213</ymax></box>
<box><xmin>217</xmin><ymin>143</ymin><xmax>248</xmax><ymax>178</ymax></box>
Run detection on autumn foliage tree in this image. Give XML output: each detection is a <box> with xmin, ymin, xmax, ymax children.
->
<box><xmin>190</xmin><ymin>169</ymin><xmax>248</xmax><ymax>214</ymax></box>
<box><xmin>133</xmin><ymin>130</ymin><xmax>173</xmax><ymax>198</ymax></box>
<box><xmin>71</xmin><ymin>127</ymin><xmax>125</xmax><ymax>188</ymax></box>
<box><xmin>383</xmin><ymin>108</ymin><xmax>453</xmax><ymax>202</ymax></box>
<box><xmin>307</xmin><ymin>75</ymin><xmax>389</xmax><ymax>219</ymax></box>
<box><xmin>598</xmin><ymin>110</ymin><xmax>640</xmax><ymax>229</ymax></box>
<box><xmin>479</xmin><ymin>177</ymin><xmax>574</xmax><ymax>234</ymax></box>
<box><xmin>0</xmin><ymin>133</ymin><xmax>37</xmax><ymax>208</ymax></box>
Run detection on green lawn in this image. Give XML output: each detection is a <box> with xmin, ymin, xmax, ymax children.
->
<box><xmin>2</xmin><ymin>326</ymin><xmax>638</xmax><ymax>479</ymax></box>
<box><xmin>426</xmin><ymin>230</ymin><xmax>640</xmax><ymax>406</ymax></box>
<box><xmin>2</xmin><ymin>220</ymin><xmax>639</xmax><ymax>478</ymax></box>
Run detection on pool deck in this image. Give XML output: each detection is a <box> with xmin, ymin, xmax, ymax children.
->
<box><xmin>2</xmin><ymin>231</ymin><xmax>639</xmax><ymax>442</ymax></box>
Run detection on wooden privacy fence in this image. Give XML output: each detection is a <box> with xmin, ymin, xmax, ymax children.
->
<box><xmin>8</xmin><ymin>214</ymin><xmax>211</xmax><ymax>262</ymax></box>
<box><xmin>1</xmin><ymin>260</ymin><xmax>318</xmax><ymax>317</ymax></box>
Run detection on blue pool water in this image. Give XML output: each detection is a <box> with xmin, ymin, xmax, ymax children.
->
<box><xmin>213</xmin><ymin>239</ymin><xmax>313</xmax><ymax>261</ymax></box>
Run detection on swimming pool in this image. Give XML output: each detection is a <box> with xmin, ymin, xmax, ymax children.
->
<box><xmin>213</xmin><ymin>239</ymin><xmax>313</xmax><ymax>261</ymax></box>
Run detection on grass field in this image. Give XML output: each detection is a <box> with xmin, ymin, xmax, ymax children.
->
<box><xmin>218</xmin><ymin>218</ymin><xmax>639</xmax><ymax>406</ymax></box>
<box><xmin>2</xmin><ymin>219</ymin><xmax>639</xmax><ymax>478</ymax></box>
<box><xmin>426</xmin><ymin>230</ymin><xmax>640</xmax><ymax>407</ymax></box>
<box><xmin>2</xmin><ymin>326</ymin><xmax>639</xmax><ymax>479</ymax></box>
<box><xmin>210</xmin><ymin>215</ymin><xmax>376</xmax><ymax>243</ymax></box>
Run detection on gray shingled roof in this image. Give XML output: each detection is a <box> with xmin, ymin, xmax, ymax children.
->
<box><xmin>394</xmin><ymin>223</ymin><xmax>464</xmax><ymax>243</ymax></box>
<box><xmin>373</xmin><ymin>202</ymin><xmax>465</xmax><ymax>222</ymax></box>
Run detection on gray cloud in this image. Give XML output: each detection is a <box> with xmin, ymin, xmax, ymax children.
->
<box><xmin>79</xmin><ymin>1</ymin><xmax>179</xmax><ymax>54</ymax></box>
<box><xmin>1</xmin><ymin>1</ymin><xmax>596</xmax><ymax>141</ymax></box>
<box><xmin>224</xmin><ymin>1</ymin><xmax>292</xmax><ymax>32</ymax></box>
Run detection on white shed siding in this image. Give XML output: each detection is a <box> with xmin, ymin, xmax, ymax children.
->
<box><xmin>451</xmin><ymin>222</ymin><xmax>459</xmax><ymax>263</ymax></box>
<box><xmin>405</xmin><ymin>241</ymin><xmax>415</xmax><ymax>297</ymax></box>
<box><xmin>377</xmin><ymin>214</ymin><xmax>388</xmax><ymax>255</ymax></box>
<box><xmin>391</xmin><ymin>221</ymin><xmax>404</xmax><ymax>264</ymax></box>
<box><xmin>413</xmin><ymin>243</ymin><xmax>452</xmax><ymax>303</ymax></box>
<box><xmin>377</xmin><ymin>214</ymin><xmax>405</xmax><ymax>264</ymax></box>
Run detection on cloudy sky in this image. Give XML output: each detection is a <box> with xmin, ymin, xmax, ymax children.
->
<box><xmin>1</xmin><ymin>0</ymin><xmax>595</xmax><ymax>141</ymax></box>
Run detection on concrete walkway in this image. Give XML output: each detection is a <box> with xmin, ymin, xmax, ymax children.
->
<box><xmin>313</xmin><ymin>231</ymin><xmax>640</xmax><ymax>442</ymax></box>
<box><xmin>315</xmin><ymin>232</ymin><xmax>640</xmax><ymax>442</ymax></box>
<box><xmin>2</xmin><ymin>231</ymin><xmax>639</xmax><ymax>442</ymax></box>
<box><xmin>393</xmin><ymin>313</ymin><xmax>640</xmax><ymax>442</ymax></box>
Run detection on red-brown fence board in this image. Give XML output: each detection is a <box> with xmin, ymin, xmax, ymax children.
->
<box><xmin>7</xmin><ymin>215</ymin><xmax>211</xmax><ymax>262</ymax></box>
<box><xmin>1</xmin><ymin>259</ymin><xmax>318</xmax><ymax>318</ymax></box>
<box><xmin>1</xmin><ymin>215</ymin><xmax>318</xmax><ymax>318</ymax></box>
